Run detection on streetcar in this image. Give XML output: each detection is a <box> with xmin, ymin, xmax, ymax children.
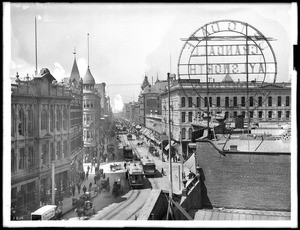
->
<box><xmin>141</xmin><ymin>157</ymin><xmax>156</xmax><ymax>177</ymax></box>
<box><xmin>123</xmin><ymin>146</ymin><xmax>134</xmax><ymax>161</ymax></box>
<box><xmin>127</xmin><ymin>133</ymin><xmax>133</xmax><ymax>141</ymax></box>
<box><xmin>128</xmin><ymin>162</ymin><xmax>144</xmax><ymax>189</ymax></box>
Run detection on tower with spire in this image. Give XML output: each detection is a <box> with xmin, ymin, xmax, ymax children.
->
<box><xmin>69</xmin><ymin>47</ymin><xmax>81</xmax><ymax>83</ymax></box>
<box><xmin>141</xmin><ymin>74</ymin><xmax>150</xmax><ymax>91</ymax></box>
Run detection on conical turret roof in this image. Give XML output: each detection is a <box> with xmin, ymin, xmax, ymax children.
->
<box><xmin>83</xmin><ymin>67</ymin><xmax>95</xmax><ymax>85</ymax></box>
<box><xmin>70</xmin><ymin>59</ymin><xmax>81</xmax><ymax>83</ymax></box>
<box><xmin>141</xmin><ymin>75</ymin><xmax>150</xmax><ymax>90</ymax></box>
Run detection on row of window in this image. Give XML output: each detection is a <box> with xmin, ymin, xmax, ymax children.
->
<box><xmin>181</xmin><ymin>128</ymin><xmax>193</xmax><ymax>140</ymax></box>
<box><xmin>11</xmin><ymin>108</ymin><xmax>34</xmax><ymax>137</ymax></box>
<box><xmin>41</xmin><ymin>108</ymin><xmax>68</xmax><ymax>132</ymax></box>
<box><xmin>182</xmin><ymin>110</ymin><xmax>291</xmax><ymax>122</ymax></box>
<box><xmin>41</xmin><ymin>140</ymin><xmax>68</xmax><ymax>165</ymax></box>
<box><xmin>83</xmin><ymin>100</ymin><xmax>95</xmax><ymax>108</ymax></box>
<box><xmin>181</xmin><ymin>96</ymin><xmax>290</xmax><ymax>108</ymax></box>
<box><xmin>83</xmin><ymin>113</ymin><xmax>94</xmax><ymax>125</ymax></box>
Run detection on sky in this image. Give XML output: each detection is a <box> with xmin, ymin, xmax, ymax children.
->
<box><xmin>5</xmin><ymin>2</ymin><xmax>297</xmax><ymax>112</ymax></box>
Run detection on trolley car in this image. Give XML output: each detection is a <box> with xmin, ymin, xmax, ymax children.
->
<box><xmin>123</xmin><ymin>146</ymin><xmax>134</xmax><ymax>161</ymax></box>
<box><xmin>141</xmin><ymin>157</ymin><xmax>156</xmax><ymax>177</ymax></box>
<box><xmin>128</xmin><ymin>162</ymin><xmax>144</xmax><ymax>189</ymax></box>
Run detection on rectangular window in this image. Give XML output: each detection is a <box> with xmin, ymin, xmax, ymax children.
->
<box><xmin>286</xmin><ymin>111</ymin><xmax>290</xmax><ymax>118</ymax></box>
<box><xmin>277</xmin><ymin>96</ymin><xmax>282</xmax><ymax>106</ymax></box>
<box><xmin>250</xmin><ymin>111</ymin><xmax>254</xmax><ymax>118</ymax></box>
<box><xmin>188</xmin><ymin>97</ymin><xmax>193</xmax><ymax>107</ymax></box>
<box><xmin>216</xmin><ymin>97</ymin><xmax>220</xmax><ymax>107</ymax></box>
<box><xmin>241</xmin><ymin>97</ymin><xmax>245</xmax><ymax>107</ymax></box>
<box><xmin>196</xmin><ymin>97</ymin><xmax>200</xmax><ymax>107</ymax></box>
<box><xmin>258</xmin><ymin>97</ymin><xmax>262</xmax><ymax>107</ymax></box>
<box><xmin>268</xmin><ymin>97</ymin><xmax>272</xmax><ymax>107</ymax></box>
<box><xmin>258</xmin><ymin>111</ymin><xmax>263</xmax><ymax>118</ymax></box>
<box><xmin>209</xmin><ymin>97</ymin><xmax>212</xmax><ymax>107</ymax></box>
<box><xmin>250</xmin><ymin>97</ymin><xmax>254</xmax><ymax>107</ymax></box>
<box><xmin>225</xmin><ymin>97</ymin><xmax>229</xmax><ymax>108</ymax></box>
<box><xmin>181</xmin><ymin>128</ymin><xmax>186</xmax><ymax>139</ymax></box>
<box><xmin>204</xmin><ymin>97</ymin><xmax>208</xmax><ymax>107</ymax></box>
<box><xmin>233</xmin><ymin>97</ymin><xmax>237</xmax><ymax>107</ymax></box>
<box><xmin>188</xmin><ymin>112</ymin><xmax>193</xmax><ymax>122</ymax></box>
<box><xmin>268</xmin><ymin>111</ymin><xmax>272</xmax><ymax>119</ymax></box>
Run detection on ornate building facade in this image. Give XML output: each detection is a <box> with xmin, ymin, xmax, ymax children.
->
<box><xmin>11</xmin><ymin>67</ymin><xmax>83</xmax><ymax>217</ymax></box>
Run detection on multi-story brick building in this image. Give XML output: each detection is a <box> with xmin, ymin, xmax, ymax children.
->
<box><xmin>11</xmin><ymin>67</ymin><xmax>83</xmax><ymax>217</ymax></box>
<box><xmin>160</xmin><ymin>76</ymin><xmax>291</xmax><ymax>159</ymax></box>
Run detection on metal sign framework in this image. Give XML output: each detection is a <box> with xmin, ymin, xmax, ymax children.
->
<box><xmin>177</xmin><ymin>19</ymin><xmax>277</xmax><ymax>132</ymax></box>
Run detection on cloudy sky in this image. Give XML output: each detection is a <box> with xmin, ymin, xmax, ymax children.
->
<box><xmin>5</xmin><ymin>2</ymin><xmax>296</xmax><ymax>110</ymax></box>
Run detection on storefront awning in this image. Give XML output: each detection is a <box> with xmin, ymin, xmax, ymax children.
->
<box><xmin>165</xmin><ymin>140</ymin><xmax>175</xmax><ymax>150</ymax></box>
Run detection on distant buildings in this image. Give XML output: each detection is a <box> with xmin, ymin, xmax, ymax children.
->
<box><xmin>123</xmin><ymin>74</ymin><xmax>291</xmax><ymax>161</ymax></box>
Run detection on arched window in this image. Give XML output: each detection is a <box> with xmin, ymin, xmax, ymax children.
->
<box><xmin>56</xmin><ymin>108</ymin><xmax>61</xmax><ymax>131</ymax></box>
<box><xmin>181</xmin><ymin>112</ymin><xmax>186</xmax><ymax>123</ymax></box>
<box><xmin>188</xmin><ymin>128</ymin><xmax>193</xmax><ymax>140</ymax></box>
<box><xmin>181</xmin><ymin>128</ymin><xmax>186</xmax><ymax>140</ymax></box>
<box><xmin>181</xmin><ymin>97</ymin><xmax>186</xmax><ymax>107</ymax></box>
<box><xmin>11</xmin><ymin>149</ymin><xmax>16</xmax><ymax>172</ymax></box>
<box><xmin>19</xmin><ymin>148</ymin><xmax>25</xmax><ymax>170</ymax></box>
<box><xmin>11</xmin><ymin>108</ymin><xmax>15</xmax><ymax>137</ymax></box>
<box><xmin>277</xmin><ymin>96</ymin><xmax>282</xmax><ymax>106</ymax></box>
<box><xmin>18</xmin><ymin>108</ymin><xmax>26</xmax><ymax>135</ymax></box>
<box><xmin>249</xmin><ymin>97</ymin><xmax>254</xmax><ymax>107</ymax></box>
<box><xmin>41</xmin><ymin>109</ymin><xmax>48</xmax><ymax>131</ymax></box>
<box><xmin>50</xmin><ymin>107</ymin><xmax>54</xmax><ymax>132</ymax></box>
<box><xmin>63</xmin><ymin>108</ymin><xmax>68</xmax><ymax>130</ymax></box>
<box><xmin>216</xmin><ymin>97</ymin><xmax>221</xmax><ymax>107</ymax></box>
<box><xmin>268</xmin><ymin>111</ymin><xmax>272</xmax><ymax>119</ymax></box>
<box><xmin>27</xmin><ymin>108</ymin><xmax>33</xmax><ymax>135</ymax></box>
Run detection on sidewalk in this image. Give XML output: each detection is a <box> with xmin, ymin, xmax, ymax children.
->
<box><xmin>61</xmin><ymin>164</ymin><xmax>98</xmax><ymax>216</ymax></box>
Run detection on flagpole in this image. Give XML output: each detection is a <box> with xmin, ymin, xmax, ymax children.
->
<box><xmin>35</xmin><ymin>16</ymin><xmax>38</xmax><ymax>75</ymax></box>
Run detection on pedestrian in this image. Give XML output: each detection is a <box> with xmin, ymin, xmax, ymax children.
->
<box><xmin>82</xmin><ymin>185</ymin><xmax>87</xmax><ymax>194</ymax></box>
<box><xmin>125</xmin><ymin>169</ymin><xmax>129</xmax><ymax>180</ymax></box>
<box><xmin>94</xmin><ymin>185</ymin><xmax>99</xmax><ymax>195</ymax></box>
<box><xmin>124</xmin><ymin>162</ymin><xmax>126</xmax><ymax>169</ymax></box>
<box><xmin>94</xmin><ymin>175</ymin><xmax>97</xmax><ymax>184</ymax></box>
<box><xmin>87</xmin><ymin>165</ymin><xmax>90</xmax><ymax>173</ymax></box>
<box><xmin>72</xmin><ymin>184</ymin><xmax>76</xmax><ymax>197</ymax></box>
<box><xmin>86</xmin><ymin>170</ymin><xmax>89</xmax><ymax>180</ymax></box>
<box><xmin>77</xmin><ymin>182</ymin><xmax>81</xmax><ymax>194</ymax></box>
<box><xmin>161</xmin><ymin>167</ymin><xmax>164</xmax><ymax>176</ymax></box>
<box><xmin>81</xmin><ymin>171</ymin><xmax>85</xmax><ymax>181</ymax></box>
<box><xmin>89</xmin><ymin>182</ymin><xmax>93</xmax><ymax>193</ymax></box>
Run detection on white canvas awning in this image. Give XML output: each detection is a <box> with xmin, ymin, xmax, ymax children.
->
<box><xmin>183</xmin><ymin>153</ymin><xmax>196</xmax><ymax>173</ymax></box>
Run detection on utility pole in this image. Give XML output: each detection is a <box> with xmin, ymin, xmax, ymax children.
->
<box><xmin>167</xmin><ymin>72</ymin><xmax>173</xmax><ymax>220</ymax></box>
<box><xmin>52</xmin><ymin>161</ymin><xmax>55</xmax><ymax>205</ymax></box>
<box><xmin>246</xmin><ymin>24</ymin><xmax>250</xmax><ymax>134</ymax></box>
